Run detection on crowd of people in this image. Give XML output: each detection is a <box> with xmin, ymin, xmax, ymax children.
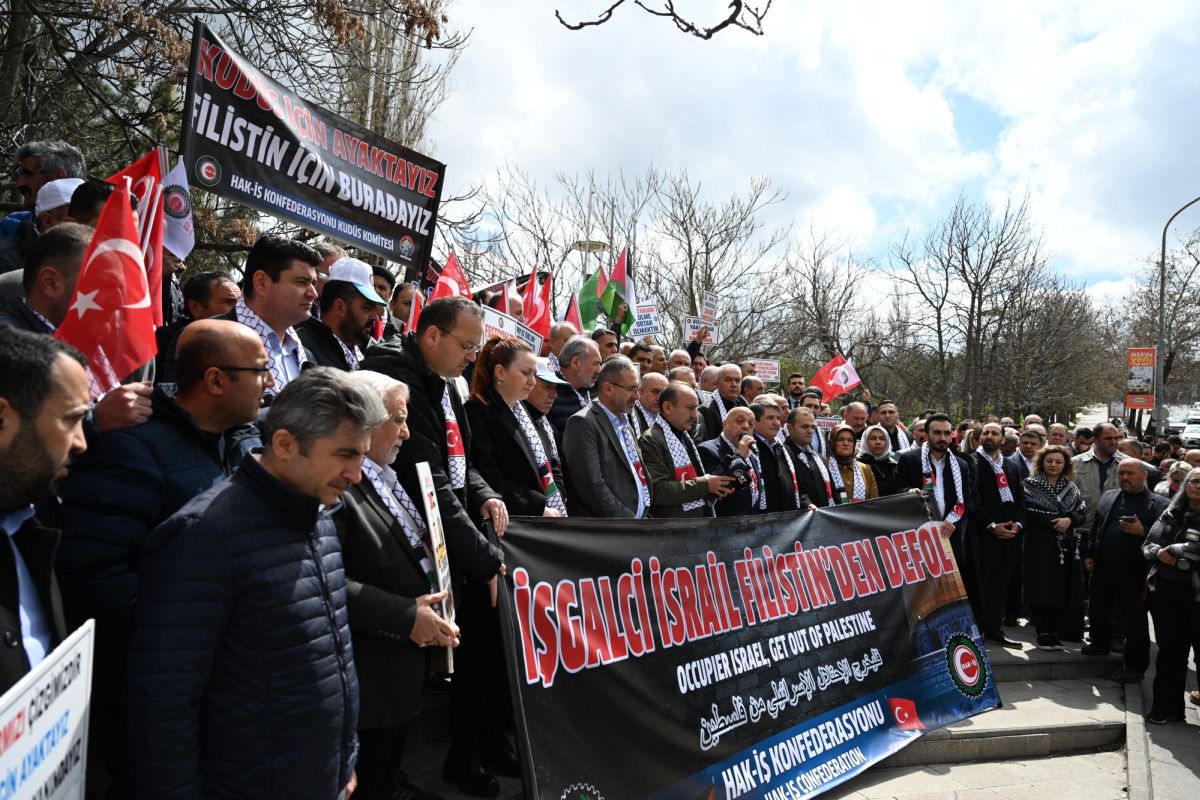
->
<box><xmin>1</xmin><ymin>140</ymin><xmax>1199</xmax><ymax>799</ymax></box>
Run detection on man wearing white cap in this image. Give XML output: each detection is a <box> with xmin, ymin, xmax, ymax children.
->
<box><xmin>524</xmin><ymin>356</ymin><xmax>572</xmax><ymax>504</ymax></box>
<box><xmin>33</xmin><ymin>178</ymin><xmax>84</xmax><ymax>233</ymax></box>
<box><xmin>297</xmin><ymin>257</ymin><xmax>387</xmax><ymax>371</ymax></box>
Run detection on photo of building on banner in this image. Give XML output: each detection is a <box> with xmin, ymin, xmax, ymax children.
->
<box><xmin>180</xmin><ymin>22</ymin><xmax>444</xmax><ymax>268</ymax></box>
<box><xmin>495</xmin><ymin>494</ymin><xmax>999</xmax><ymax>799</ymax></box>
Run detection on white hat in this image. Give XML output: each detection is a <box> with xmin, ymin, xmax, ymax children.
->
<box><xmin>34</xmin><ymin>178</ymin><xmax>84</xmax><ymax>217</ymax></box>
<box><xmin>327</xmin><ymin>257</ymin><xmax>387</xmax><ymax>305</ymax></box>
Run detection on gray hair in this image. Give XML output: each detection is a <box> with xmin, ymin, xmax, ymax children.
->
<box><xmin>700</xmin><ymin>365</ymin><xmax>720</xmax><ymax>381</ymax></box>
<box><xmin>348</xmin><ymin>370</ymin><xmax>409</xmax><ymax>403</ymax></box>
<box><xmin>312</xmin><ymin>241</ymin><xmax>346</xmax><ymax>260</ymax></box>
<box><xmin>559</xmin><ymin>335</ymin><xmax>596</xmax><ymax>371</ymax></box>
<box><xmin>596</xmin><ymin>355</ymin><xmax>636</xmax><ymax>388</ymax></box>
<box><xmin>16</xmin><ymin>140</ymin><xmax>86</xmax><ymax>179</ymax></box>
<box><xmin>263</xmin><ymin>367</ymin><xmax>387</xmax><ymax>453</ymax></box>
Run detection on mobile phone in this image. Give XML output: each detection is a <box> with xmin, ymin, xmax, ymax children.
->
<box><xmin>1119</xmin><ymin>515</ymin><xmax>1137</xmax><ymax>523</ymax></box>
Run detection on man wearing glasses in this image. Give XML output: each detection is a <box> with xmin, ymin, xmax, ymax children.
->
<box><xmin>562</xmin><ymin>355</ymin><xmax>653</xmax><ymax>519</ymax></box>
<box><xmin>55</xmin><ymin>319</ymin><xmax>268</xmax><ymax>795</ymax></box>
<box><xmin>360</xmin><ymin>297</ymin><xmax>512</xmax><ymax>795</ymax></box>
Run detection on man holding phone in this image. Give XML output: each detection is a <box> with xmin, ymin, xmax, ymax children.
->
<box><xmin>1082</xmin><ymin>459</ymin><xmax>1169</xmax><ymax>681</ymax></box>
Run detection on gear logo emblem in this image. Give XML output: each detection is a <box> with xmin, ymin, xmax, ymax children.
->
<box><xmin>945</xmin><ymin>633</ymin><xmax>987</xmax><ymax>697</ymax></box>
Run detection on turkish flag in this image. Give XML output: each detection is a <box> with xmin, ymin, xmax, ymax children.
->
<box><xmin>888</xmin><ymin>697</ymin><xmax>926</xmax><ymax>731</ymax></box>
<box><xmin>808</xmin><ymin>354</ymin><xmax>862</xmax><ymax>399</ymax></box>
<box><xmin>56</xmin><ymin>180</ymin><xmax>158</xmax><ymax>397</ymax></box>
<box><xmin>107</xmin><ymin>149</ymin><xmax>165</xmax><ymax>326</ymax></box>
<box><xmin>430</xmin><ymin>251</ymin><xmax>473</xmax><ymax>301</ymax></box>
<box><xmin>521</xmin><ymin>265</ymin><xmax>552</xmax><ymax>340</ymax></box>
<box><xmin>406</xmin><ymin>288</ymin><xmax>424</xmax><ymax>332</ymax></box>
<box><xmin>563</xmin><ymin>293</ymin><xmax>582</xmax><ymax>330</ymax></box>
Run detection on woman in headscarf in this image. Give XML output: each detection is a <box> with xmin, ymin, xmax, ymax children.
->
<box><xmin>857</xmin><ymin>423</ymin><xmax>899</xmax><ymax>496</ymax></box>
<box><xmin>1020</xmin><ymin>444</ymin><xmax>1086</xmax><ymax>651</ymax></box>
<box><xmin>827</xmin><ymin>423</ymin><xmax>877</xmax><ymax>503</ymax></box>
<box><xmin>1141</xmin><ymin>471</ymin><xmax>1200</xmax><ymax>724</ymax></box>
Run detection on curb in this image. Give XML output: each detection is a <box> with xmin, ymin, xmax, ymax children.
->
<box><xmin>1125</xmin><ymin>676</ymin><xmax>1153</xmax><ymax>800</ymax></box>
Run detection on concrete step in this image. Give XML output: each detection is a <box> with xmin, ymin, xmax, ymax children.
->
<box><xmin>881</xmin><ymin>677</ymin><xmax>1126</xmax><ymax>767</ymax></box>
<box><xmin>983</xmin><ymin>620</ymin><xmax>1124</xmax><ymax>682</ymax></box>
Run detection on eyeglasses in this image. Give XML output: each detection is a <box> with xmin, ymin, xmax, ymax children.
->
<box><xmin>217</xmin><ymin>365</ymin><xmax>272</xmax><ymax>375</ymax></box>
<box><xmin>438</xmin><ymin>328</ymin><xmax>481</xmax><ymax>354</ymax></box>
<box><xmin>615</xmin><ymin>384</ymin><xmax>639</xmax><ymax>393</ymax></box>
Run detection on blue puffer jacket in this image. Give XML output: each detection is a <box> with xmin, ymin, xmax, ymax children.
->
<box><xmin>56</xmin><ymin>386</ymin><xmax>260</xmax><ymax>628</ymax></box>
<box><xmin>123</xmin><ymin>456</ymin><xmax>359</xmax><ymax>799</ymax></box>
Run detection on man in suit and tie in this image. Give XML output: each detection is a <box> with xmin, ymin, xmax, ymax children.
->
<box><xmin>970</xmin><ymin>422</ymin><xmax>1025</xmax><ymax>647</ymax></box>
<box><xmin>895</xmin><ymin>413</ymin><xmax>976</xmax><ymax>586</ymax></box>
<box><xmin>336</xmin><ymin>372</ymin><xmax>458</xmax><ymax>800</ymax></box>
<box><xmin>750</xmin><ymin>400</ymin><xmax>811</xmax><ymax>512</ymax></box>
<box><xmin>547</xmin><ymin>336</ymin><xmax>602</xmax><ymax>440</ymax></box>
<box><xmin>640</xmin><ymin>384</ymin><xmax>734</xmax><ymax>518</ymax></box>
<box><xmin>562</xmin><ymin>356</ymin><xmax>653</xmax><ymax>518</ymax></box>
<box><xmin>698</xmin><ymin>407</ymin><xmax>759</xmax><ymax>517</ymax></box>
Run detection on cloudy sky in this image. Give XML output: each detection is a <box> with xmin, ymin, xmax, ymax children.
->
<box><xmin>429</xmin><ymin>1</ymin><xmax>1200</xmax><ymax>297</ymax></box>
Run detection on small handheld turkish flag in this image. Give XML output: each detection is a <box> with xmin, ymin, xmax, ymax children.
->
<box><xmin>430</xmin><ymin>251</ymin><xmax>473</xmax><ymax>301</ymax></box>
<box><xmin>888</xmin><ymin>697</ymin><xmax>926</xmax><ymax>731</ymax></box>
<box><xmin>56</xmin><ymin>179</ymin><xmax>157</xmax><ymax>398</ymax></box>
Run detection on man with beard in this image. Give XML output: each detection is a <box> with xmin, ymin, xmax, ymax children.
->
<box><xmin>896</xmin><ymin>413</ymin><xmax>975</xmax><ymax>577</ymax></box>
<box><xmin>298</xmin><ymin>257</ymin><xmax>387</xmax><ymax>370</ymax></box>
<box><xmin>877</xmin><ymin>400</ymin><xmax>911</xmax><ymax>451</ymax></box>
<box><xmin>640</xmin><ymin>384</ymin><xmax>734</xmax><ymax>518</ymax></box>
<box><xmin>970</xmin><ymin>422</ymin><xmax>1025</xmax><ymax>647</ymax></box>
<box><xmin>785</xmin><ymin>373</ymin><xmax>806</xmax><ymax>409</ymax></box>
<box><xmin>0</xmin><ymin>330</ymin><xmax>89</xmax><ymax>693</ymax></box>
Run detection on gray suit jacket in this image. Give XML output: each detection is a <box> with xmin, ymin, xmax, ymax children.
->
<box><xmin>562</xmin><ymin>401</ymin><xmax>642</xmax><ymax>518</ymax></box>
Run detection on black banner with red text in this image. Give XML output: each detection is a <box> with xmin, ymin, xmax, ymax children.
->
<box><xmin>180</xmin><ymin>21</ymin><xmax>444</xmax><ymax>267</ymax></box>
<box><xmin>496</xmin><ymin>493</ymin><xmax>999</xmax><ymax>800</ymax></box>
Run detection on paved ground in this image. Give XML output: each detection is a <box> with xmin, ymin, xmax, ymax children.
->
<box><xmin>1137</xmin><ymin>618</ymin><xmax>1200</xmax><ymax>800</ymax></box>
<box><xmin>823</xmin><ymin>751</ymin><xmax>1129</xmax><ymax>800</ymax></box>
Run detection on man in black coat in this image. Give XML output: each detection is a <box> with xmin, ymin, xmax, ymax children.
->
<box><xmin>546</xmin><ymin>335</ymin><xmax>601</xmax><ymax>440</ymax></box>
<box><xmin>698</xmin><ymin>363</ymin><xmax>745</xmax><ymax>442</ymax></box>
<box><xmin>699</xmin><ymin>407</ymin><xmax>759</xmax><ymax>517</ymax></box>
<box><xmin>750</xmin><ymin>400</ymin><xmax>810</xmax><ymax>512</ymax></box>
<box><xmin>895</xmin><ymin>413</ymin><xmax>976</xmax><ymax>586</ymax></box>
<box><xmin>297</xmin><ymin>257</ymin><xmax>387</xmax><ymax>371</ymax></box>
<box><xmin>785</xmin><ymin>407</ymin><xmax>834</xmax><ymax>507</ymax></box>
<box><xmin>1082</xmin><ymin>459</ymin><xmax>1170</xmax><ymax>681</ymax></box>
<box><xmin>969</xmin><ymin>422</ymin><xmax>1025</xmax><ymax>647</ymax></box>
<box><xmin>0</xmin><ymin>330</ymin><xmax>88</xmax><ymax>694</ymax></box>
<box><xmin>358</xmin><ymin>298</ymin><xmax>512</xmax><ymax>795</ymax></box>
<box><xmin>337</xmin><ymin>371</ymin><xmax>458</xmax><ymax>800</ymax></box>
<box><xmin>124</xmin><ymin>368</ymin><xmax>384</xmax><ymax>799</ymax></box>
<box><xmin>56</xmin><ymin>320</ymin><xmax>266</xmax><ymax>795</ymax></box>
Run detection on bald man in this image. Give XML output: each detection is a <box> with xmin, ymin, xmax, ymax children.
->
<box><xmin>56</xmin><ymin>319</ymin><xmax>270</xmax><ymax>793</ymax></box>
<box><xmin>547</xmin><ymin>321</ymin><xmax>578</xmax><ymax>371</ymax></box>
<box><xmin>698</xmin><ymin>407</ymin><xmax>758</xmax><ymax>517</ymax></box>
<box><xmin>630</xmin><ymin>372</ymin><xmax>668</xmax><ymax>437</ymax></box>
<box><xmin>699</xmin><ymin>364</ymin><xmax>745</xmax><ymax>442</ymax></box>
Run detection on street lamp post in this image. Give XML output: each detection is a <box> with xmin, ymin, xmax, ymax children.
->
<box><xmin>1156</xmin><ymin>195</ymin><xmax>1200</xmax><ymax>435</ymax></box>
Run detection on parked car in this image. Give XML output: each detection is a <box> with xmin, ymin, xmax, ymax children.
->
<box><xmin>1168</xmin><ymin>415</ymin><xmax>1188</xmax><ymax>435</ymax></box>
<box><xmin>1181</xmin><ymin>424</ymin><xmax>1200</xmax><ymax>448</ymax></box>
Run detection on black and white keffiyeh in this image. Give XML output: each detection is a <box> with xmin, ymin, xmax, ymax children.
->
<box><xmin>1023</xmin><ymin>474</ymin><xmax>1084</xmax><ymax>564</ymax></box>
<box><xmin>828</xmin><ymin>456</ymin><xmax>867</xmax><ymax>503</ymax></box>
<box><xmin>792</xmin><ymin>446</ymin><xmax>835</xmax><ymax>507</ymax></box>
<box><xmin>362</xmin><ymin>458</ymin><xmax>436</xmax><ymax>590</ymax></box>
<box><xmin>656</xmin><ymin>417</ymin><xmax>705</xmax><ymax>512</ymax></box>
<box><xmin>922</xmin><ymin>442</ymin><xmax>965</xmax><ymax>523</ymax></box>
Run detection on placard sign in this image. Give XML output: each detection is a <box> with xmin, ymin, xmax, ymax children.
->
<box><xmin>416</xmin><ymin>462</ymin><xmax>456</xmax><ymax>672</ymax></box>
<box><xmin>481</xmin><ymin>306</ymin><xmax>544</xmax><ymax>355</ymax></box>
<box><xmin>701</xmin><ymin>292</ymin><xmax>720</xmax><ymax>324</ymax></box>
<box><xmin>683</xmin><ymin>316</ymin><xmax>721</xmax><ymax>345</ymax></box>
<box><xmin>629</xmin><ymin>303</ymin><xmax>664</xmax><ymax>338</ymax></box>
<box><xmin>748</xmin><ymin>359</ymin><xmax>781</xmax><ymax>384</ymax></box>
<box><xmin>0</xmin><ymin>620</ymin><xmax>95</xmax><ymax>800</ymax></box>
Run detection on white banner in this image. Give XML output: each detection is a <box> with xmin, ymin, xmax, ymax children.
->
<box><xmin>481</xmin><ymin>306</ymin><xmax>544</xmax><ymax>356</ymax></box>
<box><xmin>0</xmin><ymin>620</ymin><xmax>94</xmax><ymax>800</ymax></box>
<box><xmin>701</xmin><ymin>292</ymin><xmax>719</xmax><ymax>324</ymax></box>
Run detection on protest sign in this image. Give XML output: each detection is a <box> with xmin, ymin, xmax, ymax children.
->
<box><xmin>496</xmin><ymin>495</ymin><xmax>998</xmax><ymax>798</ymax></box>
<box><xmin>0</xmin><ymin>620</ymin><xmax>94</xmax><ymax>800</ymax></box>
<box><xmin>417</xmin><ymin>462</ymin><xmax>455</xmax><ymax>673</ymax></box>
<box><xmin>181</xmin><ymin>22</ymin><xmax>444</xmax><ymax>268</ymax></box>
<box><xmin>748</xmin><ymin>359</ymin><xmax>781</xmax><ymax>384</ymax></box>
<box><xmin>482</xmin><ymin>306</ymin><xmax>544</xmax><ymax>355</ymax></box>
<box><xmin>816</xmin><ymin>416</ymin><xmax>841</xmax><ymax>434</ymax></box>
<box><xmin>701</xmin><ymin>292</ymin><xmax>720</xmax><ymax>324</ymax></box>
<box><xmin>629</xmin><ymin>303</ymin><xmax>664</xmax><ymax>338</ymax></box>
<box><xmin>684</xmin><ymin>316</ymin><xmax>721</xmax><ymax>345</ymax></box>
